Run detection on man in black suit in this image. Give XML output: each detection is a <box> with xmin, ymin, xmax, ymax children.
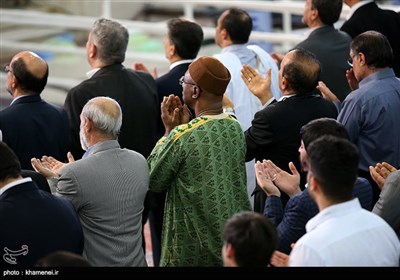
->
<box><xmin>0</xmin><ymin>51</ymin><xmax>69</xmax><ymax>169</ymax></box>
<box><xmin>64</xmin><ymin>18</ymin><xmax>159</xmax><ymax>258</ymax></box>
<box><xmin>273</xmin><ymin>0</ymin><xmax>352</xmax><ymax>101</ymax></box>
<box><xmin>64</xmin><ymin>18</ymin><xmax>159</xmax><ymax>160</ymax></box>
<box><xmin>341</xmin><ymin>0</ymin><xmax>400</xmax><ymax>77</ymax></box>
<box><xmin>240</xmin><ymin>48</ymin><xmax>338</xmax><ymax>213</ymax></box>
<box><xmin>297</xmin><ymin>0</ymin><xmax>352</xmax><ymax>101</ymax></box>
<box><xmin>134</xmin><ymin>18</ymin><xmax>203</xmax><ymax>140</ymax></box>
<box><xmin>0</xmin><ymin>141</ymin><xmax>83</xmax><ymax>267</ymax></box>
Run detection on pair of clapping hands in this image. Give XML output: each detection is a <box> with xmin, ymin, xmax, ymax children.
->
<box><xmin>30</xmin><ymin>152</ymin><xmax>75</xmax><ymax>179</ymax></box>
<box><xmin>161</xmin><ymin>95</ymin><xmax>190</xmax><ymax>136</ymax></box>
<box><xmin>255</xmin><ymin>160</ymin><xmax>302</xmax><ymax>198</ymax></box>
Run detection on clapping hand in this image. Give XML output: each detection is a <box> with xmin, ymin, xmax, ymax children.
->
<box><xmin>161</xmin><ymin>94</ymin><xmax>190</xmax><ymax>135</ymax></box>
<box><xmin>241</xmin><ymin>65</ymin><xmax>273</xmax><ymax>105</ymax></box>
<box><xmin>369</xmin><ymin>162</ymin><xmax>397</xmax><ymax>189</ymax></box>
<box><xmin>31</xmin><ymin>152</ymin><xmax>74</xmax><ymax>178</ymax></box>
<box><xmin>132</xmin><ymin>62</ymin><xmax>157</xmax><ymax>79</ymax></box>
<box><xmin>255</xmin><ymin>160</ymin><xmax>280</xmax><ymax>197</ymax></box>
<box><xmin>265</xmin><ymin>160</ymin><xmax>301</xmax><ymax>197</ymax></box>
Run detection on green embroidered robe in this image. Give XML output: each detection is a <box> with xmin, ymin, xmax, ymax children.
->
<box><xmin>148</xmin><ymin>114</ymin><xmax>251</xmax><ymax>266</ymax></box>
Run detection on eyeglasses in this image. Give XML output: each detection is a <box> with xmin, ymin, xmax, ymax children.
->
<box><xmin>347</xmin><ymin>54</ymin><xmax>357</xmax><ymax>67</ymax></box>
<box><xmin>3</xmin><ymin>64</ymin><xmax>19</xmax><ymax>80</ymax></box>
<box><xmin>179</xmin><ymin>76</ymin><xmax>197</xmax><ymax>87</ymax></box>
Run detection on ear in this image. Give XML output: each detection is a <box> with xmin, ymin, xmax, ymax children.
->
<box><xmin>221</xmin><ymin>28</ymin><xmax>229</xmax><ymax>41</ymax></box>
<box><xmin>169</xmin><ymin>44</ymin><xmax>176</xmax><ymax>58</ymax></box>
<box><xmin>84</xmin><ymin>118</ymin><xmax>93</xmax><ymax>132</ymax></box>
<box><xmin>358</xmin><ymin>52</ymin><xmax>366</xmax><ymax>66</ymax></box>
<box><xmin>224</xmin><ymin>243</ymin><xmax>235</xmax><ymax>261</ymax></box>
<box><xmin>10</xmin><ymin>75</ymin><xmax>18</xmax><ymax>89</ymax></box>
<box><xmin>308</xmin><ymin>174</ymin><xmax>320</xmax><ymax>194</ymax></box>
<box><xmin>311</xmin><ymin>7</ymin><xmax>319</xmax><ymax>21</ymax></box>
<box><xmin>88</xmin><ymin>42</ymin><xmax>97</xmax><ymax>59</ymax></box>
<box><xmin>281</xmin><ymin>76</ymin><xmax>288</xmax><ymax>91</ymax></box>
<box><xmin>191</xmin><ymin>86</ymin><xmax>200</xmax><ymax>99</ymax></box>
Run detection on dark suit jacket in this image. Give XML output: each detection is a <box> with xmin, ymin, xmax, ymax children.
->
<box><xmin>0</xmin><ymin>181</ymin><xmax>83</xmax><ymax>267</ymax></box>
<box><xmin>21</xmin><ymin>170</ymin><xmax>51</xmax><ymax>193</ymax></box>
<box><xmin>245</xmin><ymin>93</ymin><xmax>338</xmax><ymax>212</ymax></box>
<box><xmin>340</xmin><ymin>2</ymin><xmax>400</xmax><ymax>77</ymax></box>
<box><xmin>0</xmin><ymin>95</ymin><xmax>69</xmax><ymax>169</ymax></box>
<box><xmin>296</xmin><ymin>25</ymin><xmax>352</xmax><ymax>101</ymax></box>
<box><xmin>155</xmin><ymin>63</ymin><xmax>189</xmax><ymax>139</ymax></box>
<box><xmin>64</xmin><ymin>63</ymin><xmax>159</xmax><ymax>159</ymax></box>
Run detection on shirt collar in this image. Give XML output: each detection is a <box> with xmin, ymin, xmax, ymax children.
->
<box><xmin>261</xmin><ymin>94</ymin><xmax>297</xmax><ymax>109</ymax></box>
<box><xmin>170</xmin><ymin>60</ymin><xmax>192</xmax><ymax>71</ymax></box>
<box><xmin>278</xmin><ymin>94</ymin><xmax>296</xmax><ymax>102</ymax></box>
<box><xmin>304</xmin><ymin>25</ymin><xmax>322</xmax><ymax>37</ymax></box>
<box><xmin>0</xmin><ymin>177</ymin><xmax>32</xmax><ymax>196</ymax></box>
<box><xmin>10</xmin><ymin>95</ymin><xmax>31</xmax><ymax>106</ymax></box>
<box><xmin>306</xmin><ymin>198</ymin><xmax>361</xmax><ymax>232</ymax></box>
<box><xmin>86</xmin><ymin>68</ymin><xmax>101</xmax><ymax>79</ymax></box>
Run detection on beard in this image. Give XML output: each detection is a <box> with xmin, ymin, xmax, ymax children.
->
<box><xmin>79</xmin><ymin>129</ymin><xmax>89</xmax><ymax>151</ymax></box>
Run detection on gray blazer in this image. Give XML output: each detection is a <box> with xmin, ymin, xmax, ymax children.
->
<box><xmin>54</xmin><ymin>140</ymin><xmax>149</xmax><ymax>266</ymax></box>
<box><xmin>373</xmin><ymin>170</ymin><xmax>400</xmax><ymax>238</ymax></box>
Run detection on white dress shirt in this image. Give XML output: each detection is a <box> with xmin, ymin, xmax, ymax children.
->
<box><xmin>289</xmin><ymin>198</ymin><xmax>400</xmax><ymax>266</ymax></box>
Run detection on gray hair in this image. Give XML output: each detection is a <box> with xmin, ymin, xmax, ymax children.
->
<box><xmin>90</xmin><ymin>18</ymin><xmax>129</xmax><ymax>65</ymax></box>
<box><xmin>81</xmin><ymin>96</ymin><xmax>122</xmax><ymax>139</ymax></box>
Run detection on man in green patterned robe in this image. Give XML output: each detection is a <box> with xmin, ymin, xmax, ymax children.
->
<box><xmin>148</xmin><ymin>56</ymin><xmax>251</xmax><ymax>266</ymax></box>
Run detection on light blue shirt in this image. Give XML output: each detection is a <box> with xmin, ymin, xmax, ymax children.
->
<box><xmin>222</xmin><ymin>44</ymin><xmax>258</xmax><ymax>67</ymax></box>
<box><xmin>337</xmin><ymin>68</ymin><xmax>400</xmax><ymax>171</ymax></box>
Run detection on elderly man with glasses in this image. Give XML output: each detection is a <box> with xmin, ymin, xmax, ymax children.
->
<box><xmin>319</xmin><ymin>31</ymin><xmax>400</xmax><ymax>205</ymax></box>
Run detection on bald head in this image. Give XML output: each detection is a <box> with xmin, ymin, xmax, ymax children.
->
<box><xmin>81</xmin><ymin>96</ymin><xmax>122</xmax><ymax>139</ymax></box>
<box><xmin>281</xmin><ymin>48</ymin><xmax>321</xmax><ymax>94</ymax></box>
<box><xmin>10</xmin><ymin>51</ymin><xmax>49</xmax><ymax>94</ymax></box>
<box><xmin>14</xmin><ymin>51</ymin><xmax>48</xmax><ymax>78</ymax></box>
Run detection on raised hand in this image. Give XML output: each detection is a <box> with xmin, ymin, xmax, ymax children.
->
<box><xmin>369</xmin><ymin>162</ymin><xmax>397</xmax><ymax>189</ymax></box>
<box><xmin>31</xmin><ymin>157</ymin><xmax>59</xmax><ymax>178</ymax></box>
<box><xmin>255</xmin><ymin>160</ymin><xmax>281</xmax><ymax>197</ymax></box>
<box><xmin>265</xmin><ymin>160</ymin><xmax>301</xmax><ymax>197</ymax></box>
<box><xmin>67</xmin><ymin>152</ymin><xmax>75</xmax><ymax>163</ymax></box>
<box><xmin>241</xmin><ymin>65</ymin><xmax>273</xmax><ymax>105</ymax></box>
<box><xmin>132</xmin><ymin>62</ymin><xmax>157</xmax><ymax>79</ymax></box>
<box><xmin>270</xmin><ymin>53</ymin><xmax>284</xmax><ymax>66</ymax></box>
<box><xmin>317</xmin><ymin>81</ymin><xmax>339</xmax><ymax>102</ymax></box>
<box><xmin>41</xmin><ymin>156</ymin><xmax>66</xmax><ymax>174</ymax></box>
<box><xmin>173</xmin><ymin>95</ymin><xmax>190</xmax><ymax>124</ymax></box>
<box><xmin>345</xmin><ymin>68</ymin><xmax>359</xmax><ymax>91</ymax></box>
<box><xmin>161</xmin><ymin>95</ymin><xmax>180</xmax><ymax>135</ymax></box>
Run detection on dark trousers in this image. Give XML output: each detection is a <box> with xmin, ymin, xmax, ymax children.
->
<box><xmin>148</xmin><ymin>191</ymin><xmax>166</xmax><ymax>267</ymax></box>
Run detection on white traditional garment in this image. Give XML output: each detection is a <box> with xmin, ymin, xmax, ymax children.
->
<box><xmin>214</xmin><ymin>44</ymin><xmax>281</xmax><ymax>205</ymax></box>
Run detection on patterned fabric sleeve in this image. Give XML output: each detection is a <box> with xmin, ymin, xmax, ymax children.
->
<box><xmin>148</xmin><ymin>134</ymin><xmax>182</xmax><ymax>193</ymax></box>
